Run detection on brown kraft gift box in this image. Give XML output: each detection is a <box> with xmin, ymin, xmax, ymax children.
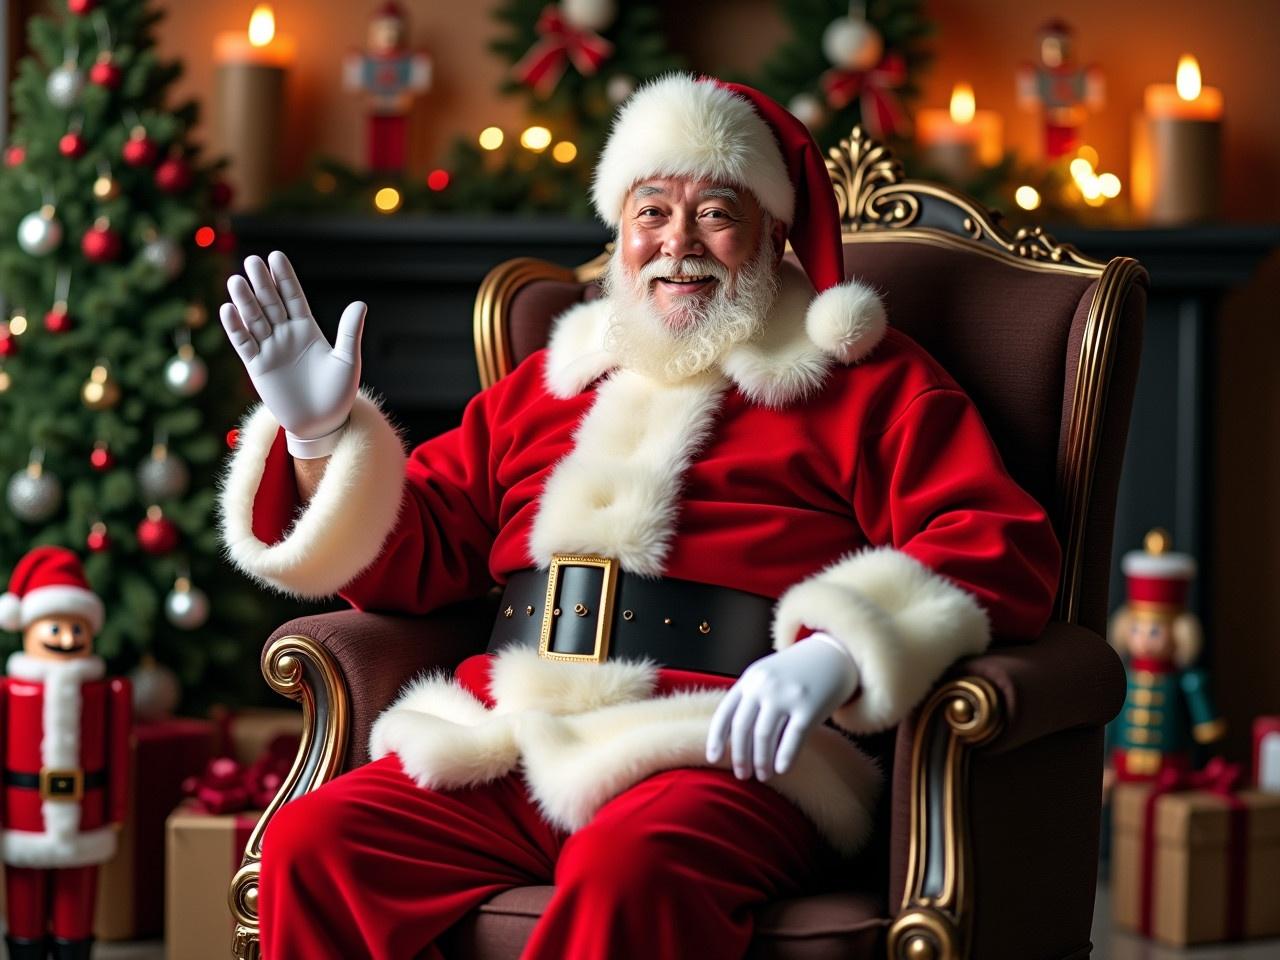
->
<box><xmin>1112</xmin><ymin>779</ymin><xmax>1280</xmax><ymax>945</ymax></box>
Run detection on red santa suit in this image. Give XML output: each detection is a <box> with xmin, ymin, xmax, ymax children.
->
<box><xmin>217</xmin><ymin>76</ymin><xmax>1060</xmax><ymax>959</ymax></box>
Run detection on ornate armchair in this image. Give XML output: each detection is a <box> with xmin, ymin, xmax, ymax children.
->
<box><xmin>230</xmin><ymin>129</ymin><xmax>1147</xmax><ymax>960</ymax></box>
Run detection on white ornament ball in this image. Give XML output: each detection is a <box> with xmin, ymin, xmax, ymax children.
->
<box><xmin>165</xmin><ymin>582</ymin><xmax>210</xmax><ymax>630</ymax></box>
<box><xmin>137</xmin><ymin>451</ymin><xmax>190</xmax><ymax>500</ymax></box>
<box><xmin>165</xmin><ymin>347</ymin><xmax>208</xmax><ymax>396</ymax></box>
<box><xmin>562</xmin><ymin>0</ymin><xmax>617</xmax><ymax>32</ymax></box>
<box><xmin>143</xmin><ymin>236</ymin><xmax>185</xmax><ymax>279</ymax></box>
<box><xmin>130</xmin><ymin>658</ymin><xmax>182</xmax><ymax>720</ymax></box>
<box><xmin>606</xmin><ymin>74</ymin><xmax>636</xmax><ymax>105</ymax></box>
<box><xmin>821</xmin><ymin>16</ymin><xmax>884</xmax><ymax>71</ymax></box>
<box><xmin>7</xmin><ymin>469</ymin><xmax>63</xmax><ymax>523</ymax></box>
<box><xmin>788</xmin><ymin>93</ymin><xmax>827</xmax><ymax>129</ymax></box>
<box><xmin>18</xmin><ymin>209</ymin><xmax>63</xmax><ymax>256</ymax></box>
<box><xmin>46</xmin><ymin>64</ymin><xmax>85</xmax><ymax>108</ymax></box>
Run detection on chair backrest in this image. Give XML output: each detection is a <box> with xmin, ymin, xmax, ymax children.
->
<box><xmin>474</xmin><ymin>128</ymin><xmax>1148</xmax><ymax>638</ymax></box>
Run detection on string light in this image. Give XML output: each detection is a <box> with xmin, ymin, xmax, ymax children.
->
<box><xmin>552</xmin><ymin>141</ymin><xmax>578</xmax><ymax>163</ymax></box>
<box><xmin>374</xmin><ymin>186</ymin><xmax>402</xmax><ymax>213</ymax></box>
<box><xmin>520</xmin><ymin>126</ymin><xmax>552</xmax><ymax>152</ymax></box>
<box><xmin>194</xmin><ymin>226</ymin><xmax>216</xmax><ymax>247</ymax></box>
<box><xmin>478</xmin><ymin>127</ymin><xmax>504</xmax><ymax>151</ymax></box>
<box><xmin>1015</xmin><ymin>186</ymin><xmax>1041</xmax><ymax>210</ymax></box>
<box><xmin>8</xmin><ymin>312</ymin><xmax>28</xmax><ymax>336</ymax></box>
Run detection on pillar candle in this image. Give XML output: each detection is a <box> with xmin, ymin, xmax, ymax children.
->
<box><xmin>213</xmin><ymin>6</ymin><xmax>296</xmax><ymax>211</ymax></box>
<box><xmin>915</xmin><ymin>83</ymin><xmax>1003</xmax><ymax>183</ymax></box>
<box><xmin>1131</xmin><ymin>56</ymin><xmax>1223</xmax><ymax>225</ymax></box>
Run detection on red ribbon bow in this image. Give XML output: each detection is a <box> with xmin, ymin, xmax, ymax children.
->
<box><xmin>1139</xmin><ymin>757</ymin><xmax>1247</xmax><ymax>939</ymax></box>
<box><xmin>182</xmin><ymin>734</ymin><xmax>298</xmax><ymax>815</ymax></box>
<box><xmin>513</xmin><ymin>5</ymin><xmax>614</xmax><ymax>99</ymax></box>
<box><xmin>821</xmin><ymin>52</ymin><xmax>910</xmax><ymax>139</ymax></box>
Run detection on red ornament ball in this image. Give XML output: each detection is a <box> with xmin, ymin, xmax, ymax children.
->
<box><xmin>0</xmin><ymin>334</ymin><xmax>17</xmax><ymax>358</ymax></box>
<box><xmin>137</xmin><ymin>507</ymin><xmax>180</xmax><ymax>554</ymax></box>
<box><xmin>155</xmin><ymin>157</ymin><xmax>193</xmax><ymax>193</ymax></box>
<box><xmin>5</xmin><ymin>145</ymin><xmax>25</xmax><ymax>167</ymax></box>
<box><xmin>67</xmin><ymin>0</ymin><xmax>98</xmax><ymax>14</ymax></box>
<box><xmin>89</xmin><ymin>443</ymin><xmax>115</xmax><ymax>470</ymax></box>
<box><xmin>44</xmin><ymin>306</ymin><xmax>73</xmax><ymax>333</ymax></box>
<box><xmin>427</xmin><ymin>168</ymin><xmax>450</xmax><ymax>191</ymax></box>
<box><xmin>210</xmin><ymin>179</ymin><xmax>233</xmax><ymax>209</ymax></box>
<box><xmin>225</xmin><ymin>428</ymin><xmax>240</xmax><ymax>449</ymax></box>
<box><xmin>87</xmin><ymin>524</ymin><xmax>111</xmax><ymax>552</ymax></box>
<box><xmin>89</xmin><ymin>58</ymin><xmax>122</xmax><ymax>89</ymax></box>
<box><xmin>213</xmin><ymin>228</ymin><xmax>237</xmax><ymax>254</ymax></box>
<box><xmin>122</xmin><ymin>133</ymin><xmax>158</xmax><ymax>167</ymax></box>
<box><xmin>82</xmin><ymin>222</ymin><xmax>122</xmax><ymax>262</ymax></box>
<box><xmin>58</xmin><ymin>131</ymin><xmax>86</xmax><ymax>158</ymax></box>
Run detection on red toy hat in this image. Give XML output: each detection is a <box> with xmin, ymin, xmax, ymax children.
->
<box><xmin>0</xmin><ymin>545</ymin><xmax>105</xmax><ymax>633</ymax></box>
<box><xmin>592</xmin><ymin>73</ymin><xmax>886</xmax><ymax>364</ymax></box>
<box><xmin>1121</xmin><ymin>528</ymin><xmax>1196</xmax><ymax>609</ymax></box>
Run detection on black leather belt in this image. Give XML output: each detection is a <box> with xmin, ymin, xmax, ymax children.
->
<box><xmin>5</xmin><ymin>768</ymin><xmax>106</xmax><ymax>801</ymax></box>
<box><xmin>488</xmin><ymin>554</ymin><xmax>777</xmax><ymax>677</ymax></box>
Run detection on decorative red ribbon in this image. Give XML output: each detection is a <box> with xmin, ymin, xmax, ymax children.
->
<box><xmin>182</xmin><ymin>734</ymin><xmax>298</xmax><ymax>815</ymax></box>
<box><xmin>821</xmin><ymin>52</ymin><xmax>910</xmax><ymax>139</ymax></box>
<box><xmin>513</xmin><ymin>5</ymin><xmax>614</xmax><ymax>99</ymax></box>
<box><xmin>1139</xmin><ymin>757</ymin><xmax>1248</xmax><ymax>939</ymax></box>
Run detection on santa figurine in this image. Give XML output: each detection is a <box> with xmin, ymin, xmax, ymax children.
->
<box><xmin>1106</xmin><ymin>528</ymin><xmax>1225</xmax><ymax>787</ymax></box>
<box><xmin>0</xmin><ymin>547</ymin><xmax>131</xmax><ymax>960</ymax></box>
<box><xmin>1015</xmin><ymin>19</ymin><xmax>1105</xmax><ymax>161</ymax></box>
<box><xmin>342</xmin><ymin>1</ymin><xmax>432</xmax><ymax>174</ymax></box>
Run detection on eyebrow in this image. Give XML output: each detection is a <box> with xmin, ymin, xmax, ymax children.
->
<box><xmin>633</xmin><ymin>184</ymin><xmax>667</xmax><ymax>198</ymax></box>
<box><xmin>699</xmin><ymin>187</ymin><xmax>740</xmax><ymax>204</ymax></box>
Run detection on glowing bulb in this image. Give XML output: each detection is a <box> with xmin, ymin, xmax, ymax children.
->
<box><xmin>1080</xmin><ymin>177</ymin><xmax>1102</xmax><ymax>201</ymax></box>
<box><xmin>374</xmin><ymin>186</ymin><xmax>402</xmax><ymax>213</ymax></box>
<box><xmin>1015</xmin><ymin>186</ymin><xmax>1041</xmax><ymax>210</ymax></box>
<box><xmin>949</xmin><ymin>83</ymin><xmax>976</xmax><ymax>125</ymax></box>
<box><xmin>478</xmin><ymin>127</ymin><xmax>504</xmax><ymax>151</ymax></box>
<box><xmin>1098</xmin><ymin>172</ymin><xmax>1121</xmax><ymax>198</ymax></box>
<box><xmin>1176</xmin><ymin>55</ymin><xmax>1202</xmax><ymax>102</ymax></box>
<box><xmin>248</xmin><ymin>5</ymin><xmax>276</xmax><ymax>47</ymax></box>
<box><xmin>1069</xmin><ymin>157</ymin><xmax>1094</xmax><ymax>183</ymax></box>
<box><xmin>9</xmin><ymin>314</ymin><xmax>28</xmax><ymax>336</ymax></box>
<box><xmin>520</xmin><ymin>126</ymin><xmax>552</xmax><ymax>152</ymax></box>
<box><xmin>552</xmin><ymin>141</ymin><xmax>577</xmax><ymax>164</ymax></box>
<box><xmin>1075</xmin><ymin>145</ymin><xmax>1099</xmax><ymax>168</ymax></box>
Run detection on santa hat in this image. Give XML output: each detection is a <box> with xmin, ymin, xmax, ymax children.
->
<box><xmin>1121</xmin><ymin>528</ymin><xmax>1196</xmax><ymax>609</ymax></box>
<box><xmin>592</xmin><ymin>73</ymin><xmax>885</xmax><ymax>363</ymax></box>
<box><xmin>0</xmin><ymin>545</ymin><xmax>105</xmax><ymax>633</ymax></box>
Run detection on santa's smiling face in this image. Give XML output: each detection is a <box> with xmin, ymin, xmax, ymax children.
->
<box><xmin>22</xmin><ymin>614</ymin><xmax>95</xmax><ymax>661</ymax></box>
<box><xmin>607</xmin><ymin>175</ymin><xmax>787</xmax><ymax>381</ymax></box>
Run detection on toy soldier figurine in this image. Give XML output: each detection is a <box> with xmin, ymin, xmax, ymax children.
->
<box><xmin>1107</xmin><ymin>529</ymin><xmax>1225</xmax><ymax>786</ymax></box>
<box><xmin>342</xmin><ymin>1</ymin><xmax>432</xmax><ymax>173</ymax></box>
<box><xmin>1015</xmin><ymin>19</ymin><xmax>1105</xmax><ymax>161</ymax></box>
<box><xmin>0</xmin><ymin>547</ymin><xmax>132</xmax><ymax>960</ymax></box>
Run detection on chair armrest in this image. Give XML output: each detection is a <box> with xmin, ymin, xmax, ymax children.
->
<box><xmin>885</xmin><ymin>621</ymin><xmax>1125</xmax><ymax>960</ymax></box>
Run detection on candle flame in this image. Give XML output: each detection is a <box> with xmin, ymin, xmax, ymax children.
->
<box><xmin>248</xmin><ymin>5</ymin><xmax>276</xmax><ymax>47</ymax></box>
<box><xmin>1176</xmin><ymin>55</ymin><xmax>1201</xmax><ymax>101</ymax></box>
<box><xmin>949</xmin><ymin>83</ymin><xmax>976</xmax><ymax>124</ymax></box>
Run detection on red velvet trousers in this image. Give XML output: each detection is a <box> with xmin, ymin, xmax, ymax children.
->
<box><xmin>4</xmin><ymin>865</ymin><xmax>98</xmax><ymax>940</ymax></box>
<box><xmin>260</xmin><ymin>755</ymin><xmax>841</xmax><ymax>959</ymax></box>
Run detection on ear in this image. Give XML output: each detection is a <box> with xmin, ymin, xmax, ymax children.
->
<box><xmin>770</xmin><ymin>218</ymin><xmax>788</xmax><ymax>266</ymax></box>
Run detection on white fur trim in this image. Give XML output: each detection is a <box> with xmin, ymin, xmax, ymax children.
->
<box><xmin>8</xmin><ymin>585</ymin><xmax>105</xmax><ymax>633</ymax></box>
<box><xmin>0</xmin><ymin>592</ymin><xmax>22</xmax><ymax>632</ymax></box>
<box><xmin>1121</xmin><ymin>551</ymin><xmax>1196</xmax><ymax>579</ymax></box>
<box><xmin>528</xmin><ymin>369</ymin><xmax>727</xmax><ymax>576</ymax></box>
<box><xmin>370</xmin><ymin>648</ymin><xmax>880</xmax><ymax>855</ymax></box>
<box><xmin>772</xmin><ymin>548</ymin><xmax>991</xmax><ymax>733</ymax></box>
<box><xmin>593</xmin><ymin>74</ymin><xmax>794</xmax><ymax>227</ymax></box>
<box><xmin>804</xmin><ymin>280</ymin><xmax>888</xmax><ymax>364</ymax></box>
<box><xmin>1</xmin><ymin>653</ymin><xmax>117</xmax><ymax>868</ymax></box>
<box><xmin>217</xmin><ymin>389</ymin><xmax>408</xmax><ymax>599</ymax></box>
<box><xmin>544</xmin><ymin>299</ymin><xmax>616</xmax><ymax>399</ymax></box>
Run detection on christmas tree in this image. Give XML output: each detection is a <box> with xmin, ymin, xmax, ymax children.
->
<box><xmin>0</xmin><ymin>0</ymin><xmax>293</xmax><ymax>707</ymax></box>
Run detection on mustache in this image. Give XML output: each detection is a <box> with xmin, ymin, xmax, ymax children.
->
<box><xmin>633</xmin><ymin>257</ymin><xmax>733</xmax><ymax>288</ymax></box>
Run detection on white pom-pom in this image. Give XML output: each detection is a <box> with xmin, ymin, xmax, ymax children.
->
<box><xmin>0</xmin><ymin>592</ymin><xmax>21</xmax><ymax>632</ymax></box>
<box><xmin>805</xmin><ymin>282</ymin><xmax>888</xmax><ymax>364</ymax></box>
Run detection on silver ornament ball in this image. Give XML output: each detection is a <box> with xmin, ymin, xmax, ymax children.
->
<box><xmin>165</xmin><ymin>582</ymin><xmax>210</xmax><ymax>630</ymax></box>
<box><xmin>143</xmin><ymin>237</ymin><xmax>185</xmax><ymax>279</ymax></box>
<box><xmin>821</xmin><ymin>16</ymin><xmax>884</xmax><ymax>71</ymax></box>
<box><xmin>788</xmin><ymin>93</ymin><xmax>826</xmax><ymax>129</ymax></box>
<box><xmin>165</xmin><ymin>348</ymin><xmax>208</xmax><ymax>396</ymax></box>
<box><xmin>130</xmin><ymin>658</ymin><xmax>182</xmax><ymax>721</ymax></box>
<box><xmin>18</xmin><ymin>209</ymin><xmax>63</xmax><ymax>256</ymax></box>
<box><xmin>7</xmin><ymin>469</ymin><xmax>63</xmax><ymax>523</ymax></box>
<box><xmin>562</xmin><ymin>0</ymin><xmax>617</xmax><ymax>32</ymax></box>
<box><xmin>138</xmin><ymin>452</ymin><xmax>190</xmax><ymax>500</ymax></box>
<box><xmin>46</xmin><ymin>64</ymin><xmax>85</xmax><ymax>108</ymax></box>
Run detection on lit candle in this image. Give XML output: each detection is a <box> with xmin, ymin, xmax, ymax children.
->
<box><xmin>915</xmin><ymin>83</ymin><xmax>1003</xmax><ymax>182</ymax></box>
<box><xmin>1131</xmin><ymin>55</ymin><xmax>1223</xmax><ymax>224</ymax></box>
<box><xmin>214</xmin><ymin>5</ymin><xmax>296</xmax><ymax>211</ymax></box>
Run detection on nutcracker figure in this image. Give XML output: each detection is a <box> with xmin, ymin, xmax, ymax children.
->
<box><xmin>0</xmin><ymin>547</ymin><xmax>131</xmax><ymax>960</ymax></box>
<box><xmin>342</xmin><ymin>1</ymin><xmax>432</xmax><ymax>173</ymax></box>
<box><xmin>1015</xmin><ymin>19</ymin><xmax>1105</xmax><ymax>161</ymax></box>
<box><xmin>1107</xmin><ymin>529</ymin><xmax>1225</xmax><ymax>785</ymax></box>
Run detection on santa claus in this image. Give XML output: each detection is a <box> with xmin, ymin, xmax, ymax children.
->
<box><xmin>0</xmin><ymin>546</ymin><xmax>131</xmax><ymax>960</ymax></box>
<box><xmin>217</xmin><ymin>75</ymin><xmax>1060</xmax><ymax>958</ymax></box>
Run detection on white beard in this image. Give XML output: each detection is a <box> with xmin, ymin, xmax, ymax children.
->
<box><xmin>602</xmin><ymin>238</ymin><xmax>781</xmax><ymax>382</ymax></box>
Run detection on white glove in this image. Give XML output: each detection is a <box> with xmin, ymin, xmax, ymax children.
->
<box><xmin>220</xmin><ymin>251</ymin><xmax>367</xmax><ymax>459</ymax></box>
<box><xmin>705</xmin><ymin>633</ymin><xmax>860</xmax><ymax>782</ymax></box>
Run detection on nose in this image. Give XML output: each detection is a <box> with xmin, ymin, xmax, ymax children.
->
<box><xmin>59</xmin><ymin>632</ymin><xmax>77</xmax><ymax>648</ymax></box>
<box><xmin>659</xmin><ymin>214</ymin><xmax>704</xmax><ymax>260</ymax></box>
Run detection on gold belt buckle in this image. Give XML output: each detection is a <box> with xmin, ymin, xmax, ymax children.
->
<box><xmin>40</xmin><ymin>768</ymin><xmax>84</xmax><ymax>802</ymax></box>
<box><xmin>539</xmin><ymin>554</ymin><xmax>618</xmax><ymax>664</ymax></box>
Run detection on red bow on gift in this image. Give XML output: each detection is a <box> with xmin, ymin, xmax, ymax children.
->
<box><xmin>513</xmin><ymin>4</ymin><xmax>614</xmax><ymax>99</ymax></box>
<box><xmin>182</xmin><ymin>734</ymin><xmax>298</xmax><ymax>815</ymax></box>
<box><xmin>821</xmin><ymin>52</ymin><xmax>910</xmax><ymax>139</ymax></box>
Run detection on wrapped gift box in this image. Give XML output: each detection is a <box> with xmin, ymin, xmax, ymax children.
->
<box><xmin>95</xmin><ymin>717</ymin><xmax>216</xmax><ymax>941</ymax></box>
<box><xmin>1112</xmin><ymin>776</ymin><xmax>1280</xmax><ymax>945</ymax></box>
<box><xmin>214</xmin><ymin>706</ymin><xmax>302</xmax><ymax>766</ymax></box>
<box><xmin>165</xmin><ymin>804</ymin><xmax>262</xmax><ymax>960</ymax></box>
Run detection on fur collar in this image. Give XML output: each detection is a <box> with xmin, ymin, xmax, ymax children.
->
<box><xmin>5</xmin><ymin>652</ymin><xmax>105</xmax><ymax>684</ymax></box>
<box><xmin>543</xmin><ymin>259</ymin><xmax>887</xmax><ymax>408</ymax></box>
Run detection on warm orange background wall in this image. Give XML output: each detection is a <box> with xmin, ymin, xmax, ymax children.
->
<box><xmin>156</xmin><ymin>0</ymin><xmax>1280</xmax><ymax>221</ymax></box>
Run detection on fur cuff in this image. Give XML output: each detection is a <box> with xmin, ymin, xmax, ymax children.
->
<box><xmin>218</xmin><ymin>389</ymin><xmax>407</xmax><ymax>599</ymax></box>
<box><xmin>772</xmin><ymin>547</ymin><xmax>990</xmax><ymax>733</ymax></box>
